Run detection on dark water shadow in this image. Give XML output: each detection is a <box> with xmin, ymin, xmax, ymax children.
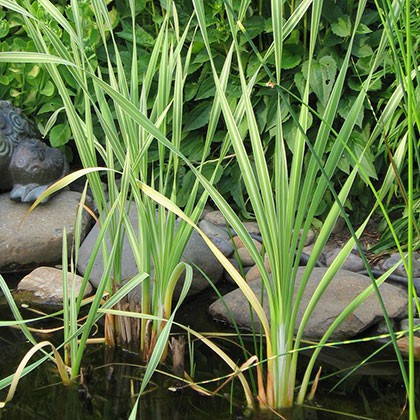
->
<box><xmin>0</xmin><ymin>275</ymin><xmax>417</xmax><ymax>419</ymax></box>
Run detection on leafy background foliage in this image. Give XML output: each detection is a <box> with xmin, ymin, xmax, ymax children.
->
<box><xmin>1</xmin><ymin>0</ymin><xmax>418</xmax><ymax>233</ymax></box>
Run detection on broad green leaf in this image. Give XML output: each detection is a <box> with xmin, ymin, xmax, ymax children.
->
<box><xmin>294</xmin><ymin>72</ymin><xmax>306</xmax><ymax>96</ymax></box>
<box><xmin>0</xmin><ymin>74</ymin><xmax>9</xmax><ymax>85</ymax></box>
<box><xmin>315</xmin><ymin>199</ymin><xmax>327</xmax><ymax>216</ymax></box>
<box><xmin>40</xmin><ymin>80</ymin><xmax>55</xmax><ymax>96</ymax></box>
<box><xmin>176</xmin><ymin>170</ymin><xmax>195</xmax><ymax>207</ymax></box>
<box><xmin>200</xmin><ymin>162</ymin><xmax>223</xmax><ymax>183</ymax></box>
<box><xmin>49</xmin><ymin>123</ymin><xmax>71</xmax><ymax>147</ymax></box>
<box><xmin>337</xmin><ymin>155</ymin><xmax>350</xmax><ymax>174</ymax></box>
<box><xmin>183</xmin><ymin>102</ymin><xmax>211</xmax><ymax>131</ymax></box>
<box><xmin>185</xmin><ymin>82</ymin><xmax>198</xmax><ymax>101</ymax></box>
<box><xmin>27</xmin><ymin>64</ymin><xmax>40</xmax><ymax>79</ymax></box>
<box><xmin>348</xmin><ymin>75</ymin><xmax>382</xmax><ymax>91</ymax></box>
<box><xmin>243</xmin><ymin>16</ymin><xmax>266</xmax><ymax>38</ymax></box>
<box><xmin>117</xmin><ymin>23</ymin><xmax>154</xmax><ymax>47</ymax></box>
<box><xmin>352</xmin><ymin>43</ymin><xmax>374</xmax><ymax>58</ymax></box>
<box><xmin>350</xmin><ymin>135</ymin><xmax>378</xmax><ymax>180</ymax></box>
<box><xmin>283</xmin><ymin>112</ymin><xmax>313</xmax><ymax>154</ymax></box>
<box><xmin>281</xmin><ymin>44</ymin><xmax>303</xmax><ymax>69</ymax></box>
<box><xmin>181</xmin><ymin>133</ymin><xmax>208</xmax><ymax>161</ymax></box>
<box><xmin>356</xmin><ymin>23</ymin><xmax>372</xmax><ymax>34</ymax></box>
<box><xmin>322</xmin><ymin>3</ymin><xmax>343</xmax><ymax>23</ymax></box>
<box><xmin>37</xmin><ymin>98</ymin><xmax>64</xmax><ymax>114</ymax></box>
<box><xmin>337</xmin><ymin>95</ymin><xmax>364</xmax><ymax>128</ymax></box>
<box><xmin>10</xmin><ymin>88</ymin><xmax>20</xmax><ymax>97</ymax></box>
<box><xmin>331</xmin><ymin>15</ymin><xmax>352</xmax><ymax>37</ymax></box>
<box><xmin>195</xmin><ymin>76</ymin><xmax>215</xmax><ymax>100</ymax></box>
<box><xmin>192</xmin><ymin>48</ymin><xmax>210</xmax><ymax>65</ymax></box>
<box><xmin>303</xmin><ymin>56</ymin><xmax>337</xmax><ymax>107</ymax></box>
<box><xmin>0</xmin><ymin>19</ymin><xmax>9</xmax><ymax>38</ymax></box>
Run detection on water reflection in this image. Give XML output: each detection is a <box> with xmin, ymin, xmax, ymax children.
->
<box><xmin>0</xmin><ymin>277</ymin><xmax>417</xmax><ymax>419</ymax></box>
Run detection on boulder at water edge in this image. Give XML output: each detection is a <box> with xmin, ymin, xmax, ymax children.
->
<box><xmin>13</xmin><ymin>266</ymin><xmax>92</xmax><ymax>306</ymax></box>
<box><xmin>77</xmin><ymin>205</ymin><xmax>224</xmax><ymax>301</ymax></box>
<box><xmin>209</xmin><ymin>267</ymin><xmax>408</xmax><ymax>340</ymax></box>
<box><xmin>0</xmin><ymin>191</ymin><xmax>93</xmax><ymax>272</ymax></box>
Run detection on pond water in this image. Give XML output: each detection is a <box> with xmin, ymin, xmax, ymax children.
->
<box><xmin>0</xmin><ymin>274</ymin><xmax>418</xmax><ymax>419</ymax></box>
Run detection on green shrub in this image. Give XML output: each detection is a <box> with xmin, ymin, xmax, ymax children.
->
<box><xmin>1</xmin><ymin>0</ymin><xmax>417</xmax><ymax>233</ymax></box>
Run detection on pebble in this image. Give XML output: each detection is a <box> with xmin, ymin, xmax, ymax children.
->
<box><xmin>243</xmin><ymin>221</ymin><xmax>260</xmax><ymax>235</ymax></box>
<box><xmin>199</xmin><ymin>205</ymin><xmax>215</xmax><ymax>221</ymax></box>
<box><xmin>237</xmin><ymin>247</ymin><xmax>258</xmax><ymax>267</ymax></box>
<box><xmin>371</xmin><ymin>319</ymin><xmax>396</xmax><ymax>335</ymax></box>
<box><xmin>204</xmin><ymin>210</ymin><xmax>227</xmax><ymax>226</ymax></box>
<box><xmin>399</xmin><ymin>318</ymin><xmax>420</xmax><ymax>338</ymax></box>
<box><xmin>245</xmin><ymin>255</ymin><xmax>271</xmax><ymax>282</ymax></box>
<box><xmin>210</xmin><ymin>237</ymin><xmax>234</xmax><ymax>257</ymax></box>
<box><xmin>382</xmin><ymin>252</ymin><xmax>420</xmax><ymax>278</ymax></box>
<box><xmin>198</xmin><ymin>220</ymin><xmax>230</xmax><ymax>241</ymax></box>
<box><xmin>332</xmin><ymin>216</ymin><xmax>345</xmax><ymax>234</ymax></box>
<box><xmin>325</xmin><ymin>248</ymin><xmax>365</xmax><ymax>272</ymax></box>
<box><xmin>396</xmin><ymin>336</ymin><xmax>420</xmax><ymax>360</ymax></box>
<box><xmin>303</xmin><ymin>229</ymin><xmax>315</xmax><ymax>247</ymax></box>
<box><xmin>232</xmin><ymin>236</ymin><xmax>263</xmax><ymax>252</ymax></box>
<box><xmin>302</xmin><ymin>244</ymin><xmax>315</xmax><ymax>255</ymax></box>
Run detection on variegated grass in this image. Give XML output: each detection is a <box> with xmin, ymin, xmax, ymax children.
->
<box><xmin>0</xmin><ymin>0</ymin><xmax>215</xmax><ymax>365</ymax></box>
<box><xmin>0</xmin><ymin>0</ymin><xmax>417</xmax><ymax>416</ymax></box>
<box><xmin>188</xmin><ymin>0</ymin><xmax>418</xmax><ymax>411</ymax></box>
<box><xmin>0</xmin><ymin>0</ymin><xmax>260</xmax><ymax>405</ymax></box>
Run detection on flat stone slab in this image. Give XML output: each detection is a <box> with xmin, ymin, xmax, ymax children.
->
<box><xmin>209</xmin><ymin>267</ymin><xmax>408</xmax><ymax>340</ymax></box>
<box><xmin>77</xmin><ymin>205</ymin><xmax>224</xmax><ymax>301</ymax></box>
<box><xmin>0</xmin><ymin>191</ymin><xmax>93</xmax><ymax>272</ymax></box>
<box><xmin>14</xmin><ymin>266</ymin><xmax>92</xmax><ymax>306</ymax></box>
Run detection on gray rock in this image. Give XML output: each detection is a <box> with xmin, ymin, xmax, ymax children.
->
<box><xmin>303</xmin><ymin>229</ymin><xmax>315</xmax><ymax>247</ymax></box>
<box><xmin>399</xmin><ymin>318</ymin><xmax>420</xmax><ymax>338</ymax></box>
<box><xmin>396</xmin><ymin>336</ymin><xmax>420</xmax><ymax>360</ymax></box>
<box><xmin>237</xmin><ymin>247</ymin><xmax>256</xmax><ymax>267</ymax></box>
<box><xmin>296</xmin><ymin>229</ymin><xmax>315</xmax><ymax>247</ymax></box>
<box><xmin>382</xmin><ymin>252</ymin><xmax>420</xmax><ymax>278</ymax></box>
<box><xmin>204</xmin><ymin>210</ymin><xmax>227</xmax><ymax>226</ymax></box>
<box><xmin>0</xmin><ymin>191</ymin><xmax>92</xmax><ymax>271</ymax></box>
<box><xmin>232</xmin><ymin>236</ymin><xmax>263</xmax><ymax>252</ymax></box>
<box><xmin>223</xmin><ymin>259</ymin><xmax>254</xmax><ymax>285</ymax></box>
<box><xmin>302</xmin><ymin>244</ymin><xmax>315</xmax><ymax>255</ymax></box>
<box><xmin>325</xmin><ymin>248</ymin><xmax>365</xmax><ymax>272</ymax></box>
<box><xmin>199</xmin><ymin>205</ymin><xmax>215</xmax><ymax>221</ymax></box>
<box><xmin>210</xmin><ymin>237</ymin><xmax>234</xmax><ymax>257</ymax></box>
<box><xmin>332</xmin><ymin>216</ymin><xmax>346</xmax><ymax>234</ymax></box>
<box><xmin>78</xmin><ymin>205</ymin><xmax>224</xmax><ymax>301</ymax></box>
<box><xmin>209</xmin><ymin>267</ymin><xmax>408</xmax><ymax>340</ymax></box>
<box><xmin>369</xmin><ymin>319</ymin><xmax>396</xmax><ymax>336</ymax></box>
<box><xmin>243</xmin><ymin>265</ymin><xmax>253</xmax><ymax>274</ymax></box>
<box><xmin>243</xmin><ymin>221</ymin><xmax>260</xmax><ymax>235</ymax></box>
<box><xmin>245</xmin><ymin>255</ymin><xmax>271</xmax><ymax>282</ymax></box>
<box><xmin>198</xmin><ymin>220</ymin><xmax>230</xmax><ymax>241</ymax></box>
<box><xmin>13</xmin><ymin>266</ymin><xmax>92</xmax><ymax>306</ymax></box>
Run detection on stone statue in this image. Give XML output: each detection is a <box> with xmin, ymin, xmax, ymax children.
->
<box><xmin>0</xmin><ymin>100</ymin><xmax>69</xmax><ymax>203</ymax></box>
